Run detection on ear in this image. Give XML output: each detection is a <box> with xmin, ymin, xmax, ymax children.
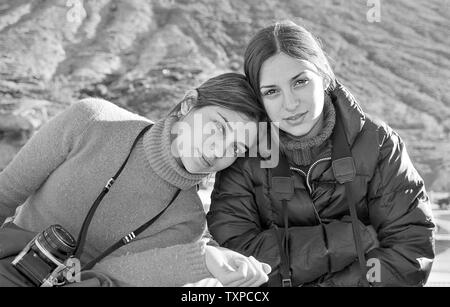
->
<box><xmin>323</xmin><ymin>76</ymin><xmax>331</xmax><ymax>91</ymax></box>
<box><xmin>179</xmin><ymin>89</ymin><xmax>198</xmax><ymax>116</ymax></box>
<box><xmin>180</xmin><ymin>99</ymin><xmax>194</xmax><ymax>116</ymax></box>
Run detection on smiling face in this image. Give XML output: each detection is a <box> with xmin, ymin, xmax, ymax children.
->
<box><xmin>174</xmin><ymin>106</ymin><xmax>257</xmax><ymax>174</ymax></box>
<box><xmin>259</xmin><ymin>52</ymin><xmax>329</xmax><ymax>137</ymax></box>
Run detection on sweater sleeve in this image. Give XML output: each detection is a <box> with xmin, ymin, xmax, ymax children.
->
<box><xmin>93</xmin><ymin>240</ymin><xmax>212</xmax><ymax>287</ymax></box>
<box><xmin>0</xmin><ymin>99</ymin><xmax>100</xmax><ymax>224</ymax></box>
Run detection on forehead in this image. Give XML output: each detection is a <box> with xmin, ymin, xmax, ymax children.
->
<box><xmin>193</xmin><ymin>105</ymin><xmax>258</xmax><ymax>145</ymax></box>
<box><xmin>260</xmin><ymin>53</ymin><xmax>318</xmax><ymax>86</ymax></box>
<box><xmin>195</xmin><ymin>105</ymin><xmax>251</xmax><ymax>122</ymax></box>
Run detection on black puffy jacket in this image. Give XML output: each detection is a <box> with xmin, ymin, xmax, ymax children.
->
<box><xmin>207</xmin><ymin>84</ymin><xmax>435</xmax><ymax>287</ymax></box>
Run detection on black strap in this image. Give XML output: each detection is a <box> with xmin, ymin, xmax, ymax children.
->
<box><xmin>281</xmin><ymin>200</ymin><xmax>291</xmax><ymax>287</ymax></box>
<box><xmin>331</xmin><ymin>110</ymin><xmax>370</xmax><ymax>287</ymax></box>
<box><xmin>265</xmin><ymin>105</ymin><xmax>368</xmax><ymax>286</ymax></box>
<box><xmin>271</xmin><ymin>155</ymin><xmax>295</xmax><ymax>202</ymax></box>
<box><xmin>270</xmin><ymin>155</ymin><xmax>294</xmax><ymax>287</ymax></box>
<box><xmin>73</xmin><ymin>124</ymin><xmax>152</xmax><ymax>260</ymax></box>
<box><xmin>82</xmin><ymin>189</ymin><xmax>181</xmax><ymax>270</ymax></box>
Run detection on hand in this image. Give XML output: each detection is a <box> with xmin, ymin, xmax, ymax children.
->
<box><xmin>204</xmin><ymin>246</ymin><xmax>271</xmax><ymax>287</ymax></box>
<box><xmin>183</xmin><ymin>278</ymin><xmax>223</xmax><ymax>287</ymax></box>
<box><xmin>340</xmin><ymin>216</ymin><xmax>379</xmax><ymax>253</ymax></box>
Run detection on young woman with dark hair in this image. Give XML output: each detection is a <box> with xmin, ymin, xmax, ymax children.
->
<box><xmin>207</xmin><ymin>21</ymin><xmax>435</xmax><ymax>287</ymax></box>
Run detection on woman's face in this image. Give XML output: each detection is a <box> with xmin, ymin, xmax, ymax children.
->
<box><xmin>173</xmin><ymin>106</ymin><xmax>257</xmax><ymax>174</ymax></box>
<box><xmin>259</xmin><ymin>52</ymin><xmax>328</xmax><ymax>137</ymax></box>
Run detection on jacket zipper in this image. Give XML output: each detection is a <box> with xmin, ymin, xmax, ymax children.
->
<box><xmin>289</xmin><ymin>167</ymin><xmax>306</xmax><ymax>177</ymax></box>
<box><xmin>290</xmin><ymin>157</ymin><xmax>331</xmax><ymax>224</ymax></box>
<box><xmin>306</xmin><ymin>157</ymin><xmax>332</xmax><ymax>193</ymax></box>
<box><xmin>289</xmin><ymin>157</ymin><xmax>331</xmax><ymax>194</ymax></box>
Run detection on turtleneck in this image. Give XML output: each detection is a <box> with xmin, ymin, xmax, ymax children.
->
<box><xmin>143</xmin><ymin>115</ymin><xmax>207</xmax><ymax>190</ymax></box>
<box><xmin>279</xmin><ymin>95</ymin><xmax>336</xmax><ymax>166</ymax></box>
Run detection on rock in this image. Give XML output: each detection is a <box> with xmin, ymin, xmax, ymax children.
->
<box><xmin>0</xmin><ymin>139</ymin><xmax>20</xmax><ymax>171</ymax></box>
<box><xmin>0</xmin><ymin>98</ymin><xmax>62</xmax><ymax>134</ymax></box>
<box><xmin>0</xmin><ymin>0</ymin><xmax>448</xmax><ymax>191</ymax></box>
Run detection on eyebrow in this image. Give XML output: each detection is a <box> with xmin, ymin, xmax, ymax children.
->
<box><xmin>217</xmin><ymin>112</ymin><xmax>232</xmax><ymax>131</ymax></box>
<box><xmin>260</xmin><ymin>71</ymin><xmax>306</xmax><ymax>89</ymax></box>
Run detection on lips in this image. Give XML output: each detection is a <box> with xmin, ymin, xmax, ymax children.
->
<box><xmin>194</xmin><ymin>148</ymin><xmax>213</xmax><ymax>168</ymax></box>
<box><xmin>201</xmin><ymin>154</ymin><xmax>214</xmax><ymax>167</ymax></box>
<box><xmin>284</xmin><ymin>111</ymin><xmax>308</xmax><ymax>122</ymax></box>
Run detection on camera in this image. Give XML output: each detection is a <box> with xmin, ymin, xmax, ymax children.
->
<box><xmin>12</xmin><ymin>224</ymin><xmax>77</xmax><ymax>287</ymax></box>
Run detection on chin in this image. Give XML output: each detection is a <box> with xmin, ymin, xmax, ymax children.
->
<box><xmin>284</xmin><ymin>126</ymin><xmax>310</xmax><ymax>137</ymax></box>
<box><xmin>188</xmin><ymin>163</ymin><xmax>210</xmax><ymax>175</ymax></box>
<box><xmin>186</xmin><ymin>165</ymin><xmax>201</xmax><ymax>174</ymax></box>
<box><xmin>192</xmin><ymin>169</ymin><xmax>209</xmax><ymax>175</ymax></box>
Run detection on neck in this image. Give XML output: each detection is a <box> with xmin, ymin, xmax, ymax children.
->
<box><xmin>143</xmin><ymin>115</ymin><xmax>208</xmax><ymax>190</ymax></box>
<box><xmin>279</xmin><ymin>95</ymin><xmax>336</xmax><ymax>166</ymax></box>
<box><xmin>302</xmin><ymin>112</ymin><xmax>324</xmax><ymax>140</ymax></box>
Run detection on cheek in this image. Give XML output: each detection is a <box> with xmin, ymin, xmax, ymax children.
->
<box><xmin>178</xmin><ymin>119</ymin><xmax>195</xmax><ymax>145</ymax></box>
<box><xmin>180</xmin><ymin>156</ymin><xmax>196</xmax><ymax>173</ymax></box>
<box><xmin>311</xmin><ymin>88</ymin><xmax>325</xmax><ymax>115</ymax></box>
<box><xmin>263</xmin><ymin>99</ymin><xmax>281</xmax><ymax>119</ymax></box>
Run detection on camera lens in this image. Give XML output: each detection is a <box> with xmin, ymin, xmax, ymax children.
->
<box><xmin>37</xmin><ymin>225</ymin><xmax>77</xmax><ymax>261</ymax></box>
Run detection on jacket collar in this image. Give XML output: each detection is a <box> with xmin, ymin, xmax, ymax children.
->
<box><xmin>329</xmin><ymin>81</ymin><xmax>366</xmax><ymax>146</ymax></box>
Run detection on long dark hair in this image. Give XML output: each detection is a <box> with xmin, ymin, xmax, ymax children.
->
<box><xmin>244</xmin><ymin>20</ymin><xmax>336</xmax><ymax>100</ymax></box>
<box><xmin>170</xmin><ymin>73</ymin><xmax>265</xmax><ymax>121</ymax></box>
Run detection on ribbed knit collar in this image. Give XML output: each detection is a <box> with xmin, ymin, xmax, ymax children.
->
<box><xmin>143</xmin><ymin>115</ymin><xmax>207</xmax><ymax>190</ymax></box>
<box><xmin>279</xmin><ymin>95</ymin><xmax>336</xmax><ymax>166</ymax></box>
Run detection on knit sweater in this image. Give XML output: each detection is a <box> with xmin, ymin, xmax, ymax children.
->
<box><xmin>279</xmin><ymin>95</ymin><xmax>336</xmax><ymax>167</ymax></box>
<box><xmin>0</xmin><ymin>98</ymin><xmax>212</xmax><ymax>286</ymax></box>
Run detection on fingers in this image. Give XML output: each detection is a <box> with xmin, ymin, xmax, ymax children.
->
<box><xmin>246</xmin><ymin>256</ymin><xmax>269</xmax><ymax>286</ymax></box>
<box><xmin>219</xmin><ymin>261</ymin><xmax>248</xmax><ymax>285</ymax></box>
<box><xmin>239</xmin><ymin>256</ymin><xmax>265</xmax><ymax>287</ymax></box>
<box><xmin>219</xmin><ymin>270</ymin><xmax>246</xmax><ymax>285</ymax></box>
<box><xmin>205</xmin><ymin>246</ymin><xmax>246</xmax><ymax>285</ymax></box>
<box><xmin>224</xmin><ymin>256</ymin><xmax>269</xmax><ymax>287</ymax></box>
<box><xmin>206</xmin><ymin>246</ymin><xmax>271</xmax><ymax>287</ymax></box>
<box><xmin>262</xmin><ymin>262</ymin><xmax>272</xmax><ymax>274</ymax></box>
<box><xmin>183</xmin><ymin>278</ymin><xmax>223</xmax><ymax>287</ymax></box>
<box><xmin>225</xmin><ymin>258</ymin><xmax>255</xmax><ymax>287</ymax></box>
<box><xmin>198</xmin><ymin>278</ymin><xmax>223</xmax><ymax>287</ymax></box>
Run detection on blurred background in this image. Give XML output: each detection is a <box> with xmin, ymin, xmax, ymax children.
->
<box><xmin>0</xmin><ymin>0</ymin><xmax>449</xmax><ymax>286</ymax></box>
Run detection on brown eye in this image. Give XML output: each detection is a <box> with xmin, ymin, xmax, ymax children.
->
<box><xmin>294</xmin><ymin>79</ymin><xmax>308</xmax><ymax>87</ymax></box>
<box><xmin>213</xmin><ymin>121</ymin><xmax>225</xmax><ymax>135</ymax></box>
<box><xmin>263</xmin><ymin>89</ymin><xmax>277</xmax><ymax>96</ymax></box>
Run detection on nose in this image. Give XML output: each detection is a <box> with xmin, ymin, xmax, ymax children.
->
<box><xmin>283</xmin><ymin>89</ymin><xmax>299</xmax><ymax>112</ymax></box>
<box><xmin>223</xmin><ymin>133</ymin><xmax>236</xmax><ymax>158</ymax></box>
<box><xmin>203</xmin><ymin>134</ymin><xmax>225</xmax><ymax>160</ymax></box>
<box><xmin>206</xmin><ymin>130</ymin><xmax>236</xmax><ymax>159</ymax></box>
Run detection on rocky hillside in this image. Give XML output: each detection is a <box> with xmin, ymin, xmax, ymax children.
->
<box><xmin>0</xmin><ymin>0</ymin><xmax>449</xmax><ymax>191</ymax></box>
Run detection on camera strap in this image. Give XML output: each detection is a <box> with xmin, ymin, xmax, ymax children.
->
<box><xmin>269</xmin><ymin>153</ymin><xmax>294</xmax><ymax>287</ymax></box>
<box><xmin>82</xmin><ymin>188</ymin><xmax>181</xmax><ymax>270</ymax></box>
<box><xmin>71</xmin><ymin>123</ymin><xmax>181</xmax><ymax>270</ymax></box>
<box><xmin>331</xmin><ymin>106</ymin><xmax>370</xmax><ymax>287</ymax></box>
